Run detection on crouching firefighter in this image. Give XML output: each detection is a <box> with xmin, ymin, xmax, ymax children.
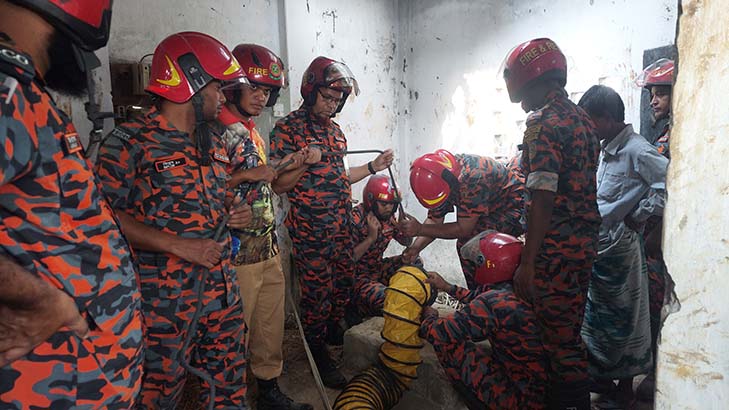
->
<box><xmin>95</xmin><ymin>31</ymin><xmax>253</xmax><ymax>409</ymax></box>
<box><xmin>344</xmin><ymin>175</ymin><xmax>414</xmax><ymax>327</ymax></box>
<box><xmin>420</xmin><ymin>231</ymin><xmax>548</xmax><ymax>410</ymax></box>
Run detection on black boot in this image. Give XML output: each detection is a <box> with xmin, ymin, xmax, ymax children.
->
<box><xmin>256</xmin><ymin>378</ymin><xmax>313</xmax><ymax>410</ymax></box>
<box><xmin>547</xmin><ymin>380</ymin><xmax>591</xmax><ymax>410</ymax></box>
<box><xmin>310</xmin><ymin>345</ymin><xmax>348</xmax><ymax>389</ymax></box>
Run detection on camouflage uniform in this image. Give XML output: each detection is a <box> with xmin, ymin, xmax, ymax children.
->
<box><xmin>420</xmin><ymin>282</ymin><xmax>547</xmax><ymax>410</ymax></box>
<box><xmin>269</xmin><ymin>107</ymin><xmax>355</xmax><ymax>347</ymax></box>
<box><xmin>428</xmin><ymin>155</ymin><xmax>524</xmax><ymax>289</ymax></box>
<box><xmin>645</xmin><ymin>123</ymin><xmax>675</xmax><ymax>353</ymax></box>
<box><xmin>0</xmin><ymin>37</ymin><xmax>143</xmax><ymax>409</ymax></box>
<box><xmin>96</xmin><ymin>109</ymin><xmax>247</xmax><ymax>409</ymax></box>
<box><xmin>349</xmin><ymin>203</ymin><xmax>408</xmax><ymax>317</ymax></box>
<box><xmin>521</xmin><ymin>88</ymin><xmax>601</xmax><ymax>386</ymax></box>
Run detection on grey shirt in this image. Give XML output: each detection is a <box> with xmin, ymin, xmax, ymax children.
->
<box><xmin>597</xmin><ymin>124</ymin><xmax>668</xmax><ymax>250</ymax></box>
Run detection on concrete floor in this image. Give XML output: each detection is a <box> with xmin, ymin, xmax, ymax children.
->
<box><xmin>179</xmin><ymin>318</ymin><xmax>657</xmax><ymax>410</ymax></box>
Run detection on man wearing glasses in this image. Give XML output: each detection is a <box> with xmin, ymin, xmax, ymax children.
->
<box><xmin>270</xmin><ymin>56</ymin><xmax>393</xmax><ymax>388</ymax></box>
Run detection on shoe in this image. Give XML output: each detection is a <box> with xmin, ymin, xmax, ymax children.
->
<box><xmin>635</xmin><ymin>372</ymin><xmax>655</xmax><ymax>402</ymax></box>
<box><xmin>311</xmin><ymin>345</ymin><xmax>348</xmax><ymax>389</ymax></box>
<box><xmin>257</xmin><ymin>378</ymin><xmax>313</xmax><ymax>410</ymax></box>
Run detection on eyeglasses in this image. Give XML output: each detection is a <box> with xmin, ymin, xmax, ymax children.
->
<box><xmin>244</xmin><ymin>83</ymin><xmax>272</xmax><ymax>98</ymax></box>
<box><xmin>318</xmin><ymin>89</ymin><xmax>343</xmax><ymax>105</ymax></box>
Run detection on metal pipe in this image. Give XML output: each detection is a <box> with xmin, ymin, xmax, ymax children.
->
<box><xmin>321</xmin><ymin>149</ymin><xmax>406</xmax><ymax>218</ymax></box>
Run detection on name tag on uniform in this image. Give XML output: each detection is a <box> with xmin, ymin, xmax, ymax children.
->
<box><xmin>63</xmin><ymin>132</ymin><xmax>83</xmax><ymax>155</ymax></box>
<box><xmin>213</xmin><ymin>152</ymin><xmax>231</xmax><ymax>163</ymax></box>
<box><xmin>155</xmin><ymin>156</ymin><xmax>186</xmax><ymax>172</ymax></box>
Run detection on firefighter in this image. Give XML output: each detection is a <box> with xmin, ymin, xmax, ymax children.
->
<box><xmin>501</xmin><ymin>38</ymin><xmax>601</xmax><ymax>410</ymax></box>
<box><xmin>96</xmin><ymin>32</ymin><xmax>252</xmax><ymax>409</ymax></box>
<box><xmin>348</xmin><ymin>175</ymin><xmax>412</xmax><ymax>322</ymax></box>
<box><xmin>399</xmin><ymin>149</ymin><xmax>525</xmax><ymax>289</ymax></box>
<box><xmin>269</xmin><ymin>56</ymin><xmax>393</xmax><ymax>388</ymax></box>
<box><xmin>421</xmin><ymin>231</ymin><xmax>547</xmax><ymax>410</ymax></box>
<box><xmin>218</xmin><ymin>43</ymin><xmax>312</xmax><ymax>410</ymax></box>
<box><xmin>0</xmin><ymin>0</ymin><xmax>144</xmax><ymax>408</ymax></box>
<box><xmin>634</xmin><ymin>57</ymin><xmax>678</xmax><ymax>402</ymax></box>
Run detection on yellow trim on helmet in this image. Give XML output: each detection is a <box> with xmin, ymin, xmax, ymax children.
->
<box><xmin>157</xmin><ymin>55</ymin><xmax>181</xmax><ymax>87</ymax></box>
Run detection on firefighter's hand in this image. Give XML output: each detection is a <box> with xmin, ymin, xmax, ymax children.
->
<box><xmin>0</xmin><ymin>287</ymin><xmax>88</xmax><ymax>367</ymax></box>
<box><xmin>304</xmin><ymin>146</ymin><xmax>322</xmax><ymax>165</ymax></box>
<box><xmin>426</xmin><ymin>271</ymin><xmax>450</xmax><ymax>292</ymax></box>
<box><xmin>249</xmin><ymin>165</ymin><xmax>277</xmax><ymax>183</ymax></box>
<box><xmin>366</xmin><ymin>212</ymin><xmax>381</xmax><ymax>239</ymax></box>
<box><xmin>398</xmin><ymin>214</ymin><xmax>422</xmax><ymax>237</ymax></box>
<box><xmin>281</xmin><ymin>151</ymin><xmax>307</xmax><ymax>172</ymax></box>
<box><xmin>371</xmin><ymin>149</ymin><xmax>394</xmax><ymax>172</ymax></box>
<box><xmin>228</xmin><ymin>203</ymin><xmax>253</xmax><ymax>230</ymax></box>
<box><xmin>513</xmin><ymin>262</ymin><xmax>536</xmax><ymax>303</ymax></box>
<box><xmin>421</xmin><ymin>306</ymin><xmax>439</xmax><ymax>321</ymax></box>
<box><xmin>401</xmin><ymin>246</ymin><xmax>421</xmax><ymax>264</ymax></box>
<box><xmin>176</xmin><ymin>238</ymin><xmax>223</xmax><ymax>268</ymax></box>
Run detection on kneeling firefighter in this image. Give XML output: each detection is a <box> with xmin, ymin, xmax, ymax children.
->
<box><xmin>421</xmin><ymin>231</ymin><xmax>548</xmax><ymax>410</ymax></box>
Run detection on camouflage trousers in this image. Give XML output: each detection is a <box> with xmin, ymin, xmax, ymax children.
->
<box><xmin>433</xmin><ymin>341</ymin><xmax>545</xmax><ymax>410</ymax></box>
<box><xmin>290</xmin><ymin>224</ymin><xmax>355</xmax><ymax>347</ymax></box>
<box><xmin>0</xmin><ymin>297</ymin><xmax>144</xmax><ymax>409</ymax></box>
<box><xmin>136</xmin><ymin>260</ymin><xmax>248</xmax><ymax>410</ymax></box>
<box><xmin>350</xmin><ymin>256</ymin><xmax>405</xmax><ymax>318</ymax></box>
<box><xmin>533</xmin><ymin>255</ymin><xmax>593</xmax><ymax>384</ymax></box>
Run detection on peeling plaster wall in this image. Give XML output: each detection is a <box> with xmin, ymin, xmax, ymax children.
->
<box><xmin>397</xmin><ymin>0</ymin><xmax>677</xmax><ymax>284</ymax></box>
<box><xmin>655</xmin><ymin>1</ymin><xmax>729</xmax><ymax>407</ymax></box>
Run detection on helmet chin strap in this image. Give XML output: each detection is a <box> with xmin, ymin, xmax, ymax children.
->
<box><xmin>191</xmin><ymin>94</ymin><xmax>211</xmax><ymax>166</ymax></box>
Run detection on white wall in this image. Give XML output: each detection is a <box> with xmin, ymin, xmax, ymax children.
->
<box><xmin>109</xmin><ymin>0</ymin><xmax>281</xmax><ymax>63</ymax></box>
<box><xmin>396</xmin><ymin>0</ymin><xmax>677</xmax><ymax>284</ymax></box>
<box><xmin>656</xmin><ymin>0</ymin><xmax>729</xmax><ymax>407</ymax></box>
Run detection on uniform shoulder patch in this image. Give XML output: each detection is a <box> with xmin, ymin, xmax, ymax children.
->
<box><xmin>523</xmin><ymin>124</ymin><xmax>542</xmax><ymax>143</ymax></box>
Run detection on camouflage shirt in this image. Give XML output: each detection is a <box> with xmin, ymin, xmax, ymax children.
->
<box><xmin>428</xmin><ymin>154</ymin><xmax>525</xmax><ymax>237</ymax></box>
<box><xmin>269</xmin><ymin>107</ymin><xmax>351</xmax><ymax>231</ymax></box>
<box><xmin>0</xmin><ymin>41</ymin><xmax>141</xmax><ymax>332</ymax></box>
<box><xmin>522</xmin><ymin>88</ymin><xmax>602</xmax><ymax>259</ymax></box>
<box><xmin>96</xmin><ymin>109</ymin><xmax>239</xmax><ymax>307</ymax></box>
<box><xmin>351</xmin><ymin>203</ymin><xmax>408</xmax><ymax>282</ymax></box>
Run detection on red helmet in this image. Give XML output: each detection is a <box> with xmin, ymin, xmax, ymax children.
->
<box><xmin>461</xmin><ymin>230</ymin><xmax>523</xmax><ymax>286</ymax></box>
<box><xmin>146</xmin><ymin>31</ymin><xmax>247</xmax><ymax>104</ymax></box>
<box><xmin>363</xmin><ymin>175</ymin><xmax>400</xmax><ymax>219</ymax></box>
<box><xmin>636</xmin><ymin>58</ymin><xmax>674</xmax><ymax>89</ymax></box>
<box><xmin>11</xmin><ymin>0</ymin><xmax>113</xmax><ymax>50</ymax></box>
<box><xmin>410</xmin><ymin>149</ymin><xmax>461</xmax><ymax>209</ymax></box>
<box><xmin>230</xmin><ymin>43</ymin><xmax>287</xmax><ymax>107</ymax></box>
<box><xmin>502</xmin><ymin>38</ymin><xmax>567</xmax><ymax>103</ymax></box>
<box><xmin>301</xmin><ymin>56</ymin><xmax>360</xmax><ymax>114</ymax></box>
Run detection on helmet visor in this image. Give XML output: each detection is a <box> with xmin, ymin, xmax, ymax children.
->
<box><xmin>635</xmin><ymin>58</ymin><xmax>674</xmax><ymax>88</ymax></box>
<box><xmin>324</xmin><ymin>62</ymin><xmax>360</xmax><ymax>96</ymax></box>
<box><xmin>460</xmin><ymin>230</ymin><xmax>498</xmax><ymax>266</ymax></box>
<box><xmin>220</xmin><ymin>76</ymin><xmax>250</xmax><ymax>91</ymax></box>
